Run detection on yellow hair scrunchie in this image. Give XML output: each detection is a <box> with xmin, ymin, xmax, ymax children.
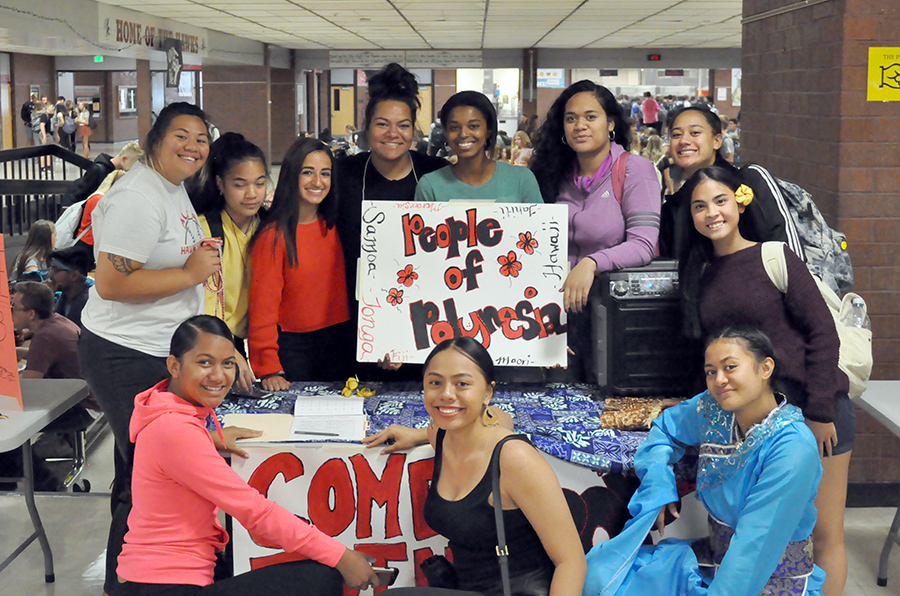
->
<box><xmin>735</xmin><ymin>184</ymin><xmax>754</xmax><ymax>206</ymax></box>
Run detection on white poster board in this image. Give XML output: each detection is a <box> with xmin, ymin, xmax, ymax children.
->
<box><xmin>356</xmin><ymin>202</ymin><xmax>569</xmax><ymax>367</ymax></box>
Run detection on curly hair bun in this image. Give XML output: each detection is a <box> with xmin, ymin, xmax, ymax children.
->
<box><xmin>368</xmin><ymin>63</ymin><xmax>419</xmax><ymax>100</ymax></box>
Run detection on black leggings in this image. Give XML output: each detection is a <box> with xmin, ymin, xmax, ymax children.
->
<box><xmin>78</xmin><ymin>328</ymin><xmax>170</xmax><ymax>595</ymax></box>
<box><xmin>117</xmin><ymin>560</ymin><xmax>342</xmax><ymax>596</ymax></box>
<box><xmin>278</xmin><ymin>322</ymin><xmax>354</xmax><ymax>381</ymax></box>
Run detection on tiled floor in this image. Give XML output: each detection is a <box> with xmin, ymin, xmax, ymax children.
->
<box><xmin>2</xmin><ymin>427</ymin><xmax>900</xmax><ymax>596</ymax></box>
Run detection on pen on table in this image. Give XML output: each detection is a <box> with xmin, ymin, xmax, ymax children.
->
<box><xmin>291</xmin><ymin>430</ymin><xmax>340</xmax><ymax>437</ymax></box>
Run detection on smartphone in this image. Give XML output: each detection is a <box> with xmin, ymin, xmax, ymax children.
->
<box><xmin>373</xmin><ymin>567</ymin><xmax>399</xmax><ymax>587</ymax></box>
<box><xmin>228</xmin><ymin>387</ymin><xmax>274</xmax><ymax>400</ymax></box>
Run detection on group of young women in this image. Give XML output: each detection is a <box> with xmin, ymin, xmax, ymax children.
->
<box><xmin>74</xmin><ymin>61</ymin><xmax>852</xmax><ymax>596</ymax></box>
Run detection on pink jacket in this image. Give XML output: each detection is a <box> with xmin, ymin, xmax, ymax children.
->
<box><xmin>118</xmin><ymin>380</ymin><xmax>346</xmax><ymax>586</ymax></box>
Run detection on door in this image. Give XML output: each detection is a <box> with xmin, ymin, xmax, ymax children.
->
<box><xmin>0</xmin><ymin>80</ymin><xmax>11</xmax><ymax>149</ymax></box>
<box><xmin>416</xmin><ymin>86</ymin><xmax>433</xmax><ymax>139</ymax></box>
<box><xmin>330</xmin><ymin>85</ymin><xmax>355</xmax><ymax>135</ymax></box>
<box><xmin>296</xmin><ymin>83</ymin><xmax>306</xmax><ymax>135</ymax></box>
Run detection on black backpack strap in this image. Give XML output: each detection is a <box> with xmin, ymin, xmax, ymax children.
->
<box><xmin>491</xmin><ymin>434</ymin><xmax>531</xmax><ymax>596</ymax></box>
<box><xmin>206</xmin><ymin>210</ymin><xmax>226</xmax><ymax>246</ymax></box>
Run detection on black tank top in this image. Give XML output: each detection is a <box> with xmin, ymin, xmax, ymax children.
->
<box><xmin>423</xmin><ymin>429</ymin><xmax>555</xmax><ymax>595</ymax></box>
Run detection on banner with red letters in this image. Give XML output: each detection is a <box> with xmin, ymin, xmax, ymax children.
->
<box><xmin>230</xmin><ymin>444</ymin><xmax>677</xmax><ymax>588</ymax></box>
<box><xmin>356</xmin><ymin>202</ymin><xmax>569</xmax><ymax>367</ymax></box>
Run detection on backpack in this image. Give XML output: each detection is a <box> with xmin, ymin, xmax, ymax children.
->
<box><xmin>611</xmin><ymin>152</ymin><xmax>660</xmax><ymax>256</ymax></box>
<box><xmin>745</xmin><ymin>164</ymin><xmax>853</xmax><ymax>295</ymax></box>
<box><xmin>62</xmin><ymin>115</ymin><xmax>76</xmax><ymax>134</ymax></box>
<box><xmin>54</xmin><ymin>199</ymin><xmax>90</xmax><ymax>250</ymax></box>
<box><xmin>31</xmin><ymin>113</ymin><xmax>44</xmax><ymax>135</ymax></box>
<box><xmin>55</xmin><ymin>170</ymin><xmax>125</xmax><ymax>249</ymax></box>
<box><xmin>20</xmin><ymin>101</ymin><xmax>33</xmax><ymax>124</ymax></box>
<box><xmin>761</xmin><ymin>242</ymin><xmax>872</xmax><ymax>399</ymax></box>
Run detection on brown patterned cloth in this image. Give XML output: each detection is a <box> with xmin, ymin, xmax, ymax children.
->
<box><xmin>600</xmin><ymin>397</ymin><xmax>683</xmax><ymax>431</ymax></box>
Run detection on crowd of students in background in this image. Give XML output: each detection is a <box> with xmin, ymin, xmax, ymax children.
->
<box><xmin>20</xmin><ymin>93</ymin><xmax>95</xmax><ymax>160</ymax></box>
<box><xmin>5</xmin><ymin>63</ymin><xmax>851</xmax><ymax>596</ymax></box>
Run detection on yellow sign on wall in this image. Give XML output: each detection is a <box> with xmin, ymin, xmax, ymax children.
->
<box><xmin>868</xmin><ymin>47</ymin><xmax>900</xmax><ymax>101</ymax></box>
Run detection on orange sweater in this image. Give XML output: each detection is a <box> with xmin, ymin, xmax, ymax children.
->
<box><xmin>249</xmin><ymin>219</ymin><xmax>350</xmax><ymax>377</ymax></box>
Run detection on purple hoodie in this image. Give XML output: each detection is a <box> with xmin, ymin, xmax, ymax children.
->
<box><xmin>555</xmin><ymin>143</ymin><xmax>661</xmax><ymax>273</ymax></box>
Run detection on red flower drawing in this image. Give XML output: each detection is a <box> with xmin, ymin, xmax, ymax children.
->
<box><xmin>397</xmin><ymin>264</ymin><xmax>418</xmax><ymax>287</ymax></box>
<box><xmin>387</xmin><ymin>288</ymin><xmax>404</xmax><ymax>306</ymax></box>
<box><xmin>516</xmin><ymin>231</ymin><xmax>538</xmax><ymax>255</ymax></box>
<box><xmin>498</xmin><ymin>251</ymin><xmax>523</xmax><ymax>278</ymax></box>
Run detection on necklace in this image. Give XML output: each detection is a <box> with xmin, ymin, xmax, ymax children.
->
<box><xmin>362</xmin><ymin>152</ymin><xmax>418</xmax><ymax>202</ymax></box>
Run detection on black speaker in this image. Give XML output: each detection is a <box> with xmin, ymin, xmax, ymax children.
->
<box><xmin>591</xmin><ymin>260</ymin><xmax>696</xmax><ymax>396</ymax></box>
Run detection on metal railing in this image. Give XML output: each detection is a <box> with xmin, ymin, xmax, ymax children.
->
<box><xmin>0</xmin><ymin>145</ymin><xmax>93</xmax><ymax>236</ymax></box>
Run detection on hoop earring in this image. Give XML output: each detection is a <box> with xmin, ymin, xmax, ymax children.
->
<box><xmin>482</xmin><ymin>405</ymin><xmax>500</xmax><ymax>427</ymax></box>
<box><xmin>609</xmin><ymin>130</ymin><xmax>616</xmax><ymax>142</ymax></box>
<box><xmin>561</xmin><ymin>135</ymin><xmax>569</xmax><ymax>146</ymax></box>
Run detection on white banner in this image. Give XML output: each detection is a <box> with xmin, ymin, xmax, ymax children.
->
<box><xmin>405</xmin><ymin>51</ymin><xmax>483</xmax><ymax>68</ymax></box>
<box><xmin>230</xmin><ymin>444</ymin><xmax>708</xmax><ymax>587</ymax></box>
<box><xmin>98</xmin><ymin>4</ymin><xmax>207</xmax><ymax>57</ymax></box>
<box><xmin>356</xmin><ymin>202</ymin><xmax>569</xmax><ymax>367</ymax></box>
<box><xmin>330</xmin><ymin>51</ymin><xmax>406</xmax><ymax>69</ymax></box>
<box><xmin>328</xmin><ymin>50</ymin><xmax>482</xmax><ymax>69</ymax></box>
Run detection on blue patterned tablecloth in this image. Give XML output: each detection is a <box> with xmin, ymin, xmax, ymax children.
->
<box><xmin>215</xmin><ymin>381</ymin><xmax>651</xmax><ymax>475</ymax></box>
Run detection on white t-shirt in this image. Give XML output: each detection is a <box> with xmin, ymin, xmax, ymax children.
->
<box><xmin>82</xmin><ymin>161</ymin><xmax>205</xmax><ymax>356</ymax></box>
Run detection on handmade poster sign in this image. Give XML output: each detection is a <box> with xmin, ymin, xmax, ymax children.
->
<box><xmin>0</xmin><ymin>235</ymin><xmax>23</xmax><ymax>410</ymax></box>
<box><xmin>356</xmin><ymin>202</ymin><xmax>569</xmax><ymax>367</ymax></box>
<box><xmin>230</xmin><ymin>444</ymin><xmax>707</xmax><ymax>586</ymax></box>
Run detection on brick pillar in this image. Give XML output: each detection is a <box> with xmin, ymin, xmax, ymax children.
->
<box><xmin>202</xmin><ymin>66</ymin><xmax>270</xmax><ymax>162</ymax></box>
<box><xmin>433</xmin><ymin>69</ymin><xmax>456</xmax><ymax>116</ymax></box>
<box><xmin>136</xmin><ymin>60</ymin><xmax>152</xmax><ymax>143</ymax></box>
<box><xmin>270</xmin><ymin>66</ymin><xmax>297</xmax><ymax>160</ymax></box>
<box><xmin>742</xmin><ymin>0</ymin><xmax>900</xmax><ymax>485</ymax></box>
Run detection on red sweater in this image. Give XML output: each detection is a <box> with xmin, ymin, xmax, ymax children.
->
<box><xmin>118</xmin><ymin>380</ymin><xmax>346</xmax><ymax>586</ymax></box>
<box><xmin>698</xmin><ymin>243</ymin><xmax>847</xmax><ymax>422</ymax></box>
<box><xmin>249</xmin><ymin>219</ymin><xmax>350</xmax><ymax>377</ymax></box>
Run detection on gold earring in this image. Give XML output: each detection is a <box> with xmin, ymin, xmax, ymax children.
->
<box><xmin>482</xmin><ymin>405</ymin><xmax>500</xmax><ymax>427</ymax></box>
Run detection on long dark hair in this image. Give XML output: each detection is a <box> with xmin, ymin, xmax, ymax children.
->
<box><xmin>365</xmin><ymin>64</ymin><xmax>421</xmax><ymax>130</ymax></box>
<box><xmin>15</xmin><ymin>219</ymin><xmax>55</xmax><ymax>279</ymax></box>
<box><xmin>530</xmin><ymin>80</ymin><xmax>630</xmax><ymax>203</ymax></box>
<box><xmin>250</xmin><ymin>138</ymin><xmax>337</xmax><ymax>268</ymax></box>
<box><xmin>170</xmin><ymin>315</ymin><xmax>234</xmax><ymax>360</ymax></box>
<box><xmin>144</xmin><ymin>102</ymin><xmax>208</xmax><ymax>165</ymax></box>
<box><xmin>439</xmin><ymin>91</ymin><xmax>498</xmax><ymax>154</ymax></box>
<box><xmin>678</xmin><ymin>166</ymin><xmax>764</xmax><ymax>339</ymax></box>
<box><xmin>193</xmin><ymin>132</ymin><xmax>268</xmax><ymax>216</ymax></box>
<box><xmin>423</xmin><ymin>337</ymin><xmax>496</xmax><ymax>386</ymax></box>
<box><xmin>705</xmin><ymin>325</ymin><xmax>781</xmax><ymax>389</ymax></box>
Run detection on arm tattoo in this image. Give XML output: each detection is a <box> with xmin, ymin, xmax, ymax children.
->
<box><xmin>107</xmin><ymin>253</ymin><xmax>136</xmax><ymax>274</ymax></box>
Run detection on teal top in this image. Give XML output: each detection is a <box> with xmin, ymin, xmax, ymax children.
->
<box><xmin>414</xmin><ymin>161</ymin><xmax>543</xmax><ymax>204</ymax></box>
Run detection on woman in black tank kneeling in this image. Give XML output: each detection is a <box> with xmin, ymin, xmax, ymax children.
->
<box><xmin>364</xmin><ymin>338</ymin><xmax>586</xmax><ymax>596</ymax></box>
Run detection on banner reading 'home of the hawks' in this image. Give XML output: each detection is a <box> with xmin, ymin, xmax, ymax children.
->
<box><xmin>356</xmin><ymin>201</ymin><xmax>569</xmax><ymax>367</ymax></box>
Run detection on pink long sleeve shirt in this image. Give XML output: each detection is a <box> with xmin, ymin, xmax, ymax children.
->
<box><xmin>555</xmin><ymin>143</ymin><xmax>661</xmax><ymax>274</ymax></box>
<box><xmin>118</xmin><ymin>380</ymin><xmax>346</xmax><ymax>586</ymax></box>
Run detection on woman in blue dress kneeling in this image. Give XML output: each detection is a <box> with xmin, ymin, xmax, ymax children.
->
<box><xmin>584</xmin><ymin>326</ymin><xmax>825</xmax><ymax>596</ymax></box>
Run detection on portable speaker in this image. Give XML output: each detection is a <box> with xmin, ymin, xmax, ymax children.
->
<box><xmin>591</xmin><ymin>260</ymin><xmax>697</xmax><ymax>397</ymax></box>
